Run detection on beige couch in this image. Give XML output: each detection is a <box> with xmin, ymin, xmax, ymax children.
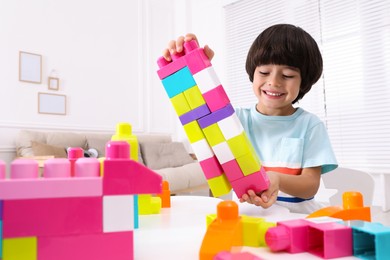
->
<box><xmin>14</xmin><ymin>129</ymin><xmax>208</xmax><ymax>194</ymax></box>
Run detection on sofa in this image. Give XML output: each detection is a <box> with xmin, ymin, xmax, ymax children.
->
<box><xmin>14</xmin><ymin>129</ymin><xmax>208</xmax><ymax>194</ymax></box>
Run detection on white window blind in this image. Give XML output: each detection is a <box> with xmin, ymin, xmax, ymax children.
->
<box><xmin>224</xmin><ymin>0</ymin><xmax>390</xmax><ymax>174</ymax></box>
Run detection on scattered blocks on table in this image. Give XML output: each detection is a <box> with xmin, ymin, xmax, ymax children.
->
<box><xmin>157</xmin><ymin>40</ymin><xmax>270</xmax><ymax>198</ymax></box>
<box><xmin>157</xmin><ymin>180</ymin><xmax>171</xmax><ymax>208</ymax></box>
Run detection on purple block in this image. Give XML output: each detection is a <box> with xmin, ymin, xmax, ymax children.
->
<box><xmin>179</xmin><ymin>104</ymin><xmax>211</xmax><ymax>125</ymax></box>
<box><xmin>197</xmin><ymin>103</ymin><xmax>235</xmax><ymax>129</ymax></box>
<box><xmin>0</xmin><ymin>200</ymin><xmax>3</xmax><ymax>220</ymax></box>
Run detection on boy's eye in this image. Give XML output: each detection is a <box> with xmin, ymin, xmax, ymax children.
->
<box><xmin>283</xmin><ymin>74</ymin><xmax>295</xmax><ymax>78</ymax></box>
<box><xmin>259</xmin><ymin>71</ymin><xmax>269</xmax><ymax>75</ymax></box>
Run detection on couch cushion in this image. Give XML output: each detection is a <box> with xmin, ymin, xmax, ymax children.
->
<box><xmin>15</xmin><ymin>130</ymin><xmax>48</xmax><ymax>157</ymax></box>
<box><xmin>141</xmin><ymin>142</ymin><xmax>194</xmax><ymax>170</ymax></box>
<box><xmin>31</xmin><ymin>141</ymin><xmax>68</xmax><ymax>158</ymax></box>
<box><xmin>46</xmin><ymin>132</ymin><xmax>88</xmax><ymax>150</ymax></box>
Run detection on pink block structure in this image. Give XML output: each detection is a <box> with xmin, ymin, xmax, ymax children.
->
<box><xmin>0</xmin><ymin>159</ymin><xmax>6</xmax><ymax>179</ymax></box>
<box><xmin>221</xmin><ymin>159</ymin><xmax>244</xmax><ymax>182</ymax></box>
<box><xmin>203</xmin><ymin>85</ymin><xmax>230</xmax><ymax>112</ymax></box>
<box><xmin>230</xmin><ymin>168</ymin><xmax>269</xmax><ymax>198</ymax></box>
<box><xmin>214</xmin><ymin>251</ymin><xmax>263</xmax><ymax>260</ymax></box>
<box><xmin>265</xmin><ymin>219</ymin><xmax>353</xmax><ymax>259</ymax></box>
<box><xmin>67</xmin><ymin>147</ymin><xmax>84</xmax><ymax>177</ymax></box>
<box><xmin>38</xmin><ymin>232</ymin><xmax>133</xmax><ymax>260</ymax></box>
<box><xmin>0</xmin><ymin>140</ymin><xmax>162</xmax><ymax>260</ymax></box>
<box><xmin>199</xmin><ymin>156</ymin><xmax>224</xmax><ymax>179</ymax></box>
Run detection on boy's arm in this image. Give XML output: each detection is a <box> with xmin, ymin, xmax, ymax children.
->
<box><xmin>241</xmin><ymin>166</ymin><xmax>321</xmax><ymax>208</ymax></box>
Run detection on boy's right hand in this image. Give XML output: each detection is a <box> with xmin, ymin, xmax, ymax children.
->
<box><xmin>162</xmin><ymin>33</ymin><xmax>214</xmax><ymax>62</ymax></box>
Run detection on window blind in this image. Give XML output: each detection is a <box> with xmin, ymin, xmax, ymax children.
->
<box><xmin>224</xmin><ymin>0</ymin><xmax>390</xmax><ymax>174</ymax></box>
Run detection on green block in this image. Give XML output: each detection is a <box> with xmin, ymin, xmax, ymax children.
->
<box><xmin>203</xmin><ymin>123</ymin><xmax>225</xmax><ymax>147</ymax></box>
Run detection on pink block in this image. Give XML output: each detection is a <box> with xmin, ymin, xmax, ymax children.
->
<box><xmin>105</xmin><ymin>141</ymin><xmax>130</xmax><ymax>159</ymax></box>
<box><xmin>265</xmin><ymin>219</ymin><xmax>310</xmax><ymax>253</ymax></box>
<box><xmin>68</xmin><ymin>147</ymin><xmax>84</xmax><ymax>177</ymax></box>
<box><xmin>215</xmin><ymin>251</ymin><xmax>264</xmax><ymax>260</ymax></box>
<box><xmin>203</xmin><ymin>85</ymin><xmax>231</xmax><ymax>112</ymax></box>
<box><xmin>75</xmin><ymin>158</ymin><xmax>100</xmax><ymax>177</ymax></box>
<box><xmin>103</xmin><ymin>159</ymin><xmax>162</xmax><ymax>195</ymax></box>
<box><xmin>0</xmin><ymin>177</ymin><xmax>102</xmax><ymax>200</ymax></box>
<box><xmin>307</xmin><ymin>222</ymin><xmax>352</xmax><ymax>258</ymax></box>
<box><xmin>10</xmin><ymin>158</ymin><xmax>39</xmax><ymax>179</ymax></box>
<box><xmin>199</xmin><ymin>156</ymin><xmax>224</xmax><ymax>179</ymax></box>
<box><xmin>221</xmin><ymin>159</ymin><xmax>244</xmax><ymax>182</ymax></box>
<box><xmin>157</xmin><ymin>56</ymin><xmax>187</xmax><ymax>80</ymax></box>
<box><xmin>184</xmin><ymin>48</ymin><xmax>212</xmax><ymax>75</ymax></box>
<box><xmin>230</xmin><ymin>167</ymin><xmax>270</xmax><ymax>198</ymax></box>
<box><xmin>38</xmin><ymin>231</ymin><xmax>133</xmax><ymax>260</ymax></box>
<box><xmin>0</xmin><ymin>160</ymin><xmax>6</xmax><ymax>179</ymax></box>
<box><xmin>44</xmin><ymin>158</ymin><xmax>71</xmax><ymax>178</ymax></box>
<box><xmin>3</xmin><ymin>197</ymin><xmax>102</xmax><ymax>238</ymax></box>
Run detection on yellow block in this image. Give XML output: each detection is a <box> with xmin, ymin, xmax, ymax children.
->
<box><xmin>138</xmin><ymin>194</ymin><xmax>162</xmax><ymax>215</ymax></box>
<box><xmin>207</xmin><ymin>174</ymin><xmax>232</xmax><ymax>197</ymax></box>
<box><xmin>206</xmin><ymin>213</ymin><xmax>217</xmax><ymax>226</ymax></box>
<box><xmin>241</xmin><ymin>215</ymin><xmax>276</xmax><ymax>247</ymax></box>
<box><xmin>183</xmin><ymin>120</ymin><xmax>205</xmax><ymax>143</ymax></box>
<box><xmin>3</xmin><ymin>237</ymin><xmax>37</xmax><ymax>260</ymax></box>
<box><xmin>203</xmin><ymin>124</ymin><xmax>225</xmax><ymax>147</ymax></box>
<box><xmin>236</xmin><ymin>153</ymin><xmax>261</xmax><ymax>176</ymax></box>
<box><xmin>111</xmin><ymin>122</ymin><xmax>139</xmax><ymax>161</ymax></box>
<box><xmin>183</xmin><ymin>85</ymin><xmax>206</xmax><ymax>109</ymax></box>
<box><xmin>226</xmin><ymin>132</ymin><xmax>251</xmax><ymax>159</ymax></box>
<box><xmin>170</xmin><ymin>93</ymin><xmax>191</xmax><ymax>116</ymax></box>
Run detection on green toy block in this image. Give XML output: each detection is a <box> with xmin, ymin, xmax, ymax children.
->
<box><xmin>226</xmin><ymin>132</ymin><xmax>251</xmax><ymax>159</ymax></box>
<box><xmin>3</xmin><ymin>237</ymin><xmax>37</xmax><ymax>260</ymax></box>
<box><xmin>236</xmin><ymin>153</ymin><xmax>261</xmax><ymax>176</ymax></box>
<box><xmin>203</xmin><ymin>123</ymin><xmax>225</xmax><ymax>147</ymax></box>
<box><xmin>183</xmin><ymin>121</ymin><xmax>206</xmax><ymax>143</ymax></box>
<box><xmin>207</xmin><ymin>174</ymin><xmax>232</xmax><ymax>197</ymax></box>
<box><xmin>183</xmin><ymin>85</ymin><xmax>206</xmax><ymax>109</ymax></box>
<box><xmin>170</xmin><ymin>93</ymin><xmax>191</xmax><ymax>116</ymax></box>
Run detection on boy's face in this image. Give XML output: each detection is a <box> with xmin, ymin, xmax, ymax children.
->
<box><xmin>252</xmin><ymin>64</ymin><xmax>301</xmax><ymax>116</ymax></box>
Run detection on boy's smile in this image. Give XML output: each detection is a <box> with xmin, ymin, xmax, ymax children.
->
<box><xmin>253</xmin><ymin>64</ymin><xmax>301</xmax><ymax>116</ymax></box>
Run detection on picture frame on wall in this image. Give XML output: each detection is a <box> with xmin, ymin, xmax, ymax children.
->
<box><xmin>19</xmin><ymin>51</ymin><xmax>42</xmax><ymax>84</ymax></box>
<box><xmin>38</xmin><ymin>92</ymin><xmax>66</xmax><ymax>115</ymax></box>
<box><xmin>48</xmin><ymin>77</ymin><xmax>59</xmax><ymax>90</ymax></box>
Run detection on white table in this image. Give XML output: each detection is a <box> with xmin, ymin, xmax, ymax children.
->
<box><xmin>134</xmin><ymin>196</ymin><xmax>358</xmax><ymax>260</ymax></box>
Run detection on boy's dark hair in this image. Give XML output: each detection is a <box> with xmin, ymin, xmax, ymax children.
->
<box><xmin>245</xmin><ymin>24</ymin><xmax>323</xmax><ymax>104</ymax></box>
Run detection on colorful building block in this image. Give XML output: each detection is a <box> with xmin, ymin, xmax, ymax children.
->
<box><xmin>157</xmin><ymin>180</ymin><xmax>171</xmax><ymax>208</ymax></box>
<box><xmin>0</xmin><ymin>138</ymin><xmax>162</xmax><ymax>260</ymax></box>
<box><xmin>307</xmin><ymin>191</ymin><xmax>371</xmax><ymax>222</ymax></box>
<box><xmin>345</xmin><ymin>220</ymin><xmax>390</xmax><ymax>260</ymax></box>
<box><xmin>67</xmin><ymin>147</ymin><xmax>84</xmax><ymax>177</ymax></box>
<box><xmin>157</xmin><ymin>40</ymin><xmax>269</xmax><ymax>198</ymax></box>
<box><xmin>214</xmin><ymin>251</ymin><xmax>263</xmax><ymax>260</ymax></box>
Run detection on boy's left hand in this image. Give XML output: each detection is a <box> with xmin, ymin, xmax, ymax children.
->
<box><xmin>239</xmin><ymin>171</ymin><xmax>279</xmax><ymax>208</ymax></box>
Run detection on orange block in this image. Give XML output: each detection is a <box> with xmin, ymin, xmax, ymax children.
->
<box><xmin>157</xmin><ymin>180</ymin><xmax>171</xmax><ymax>208</ymax></box>
<box><xmin>307</xmin><ymin>191</ymin><xmax>371</xmax><ymax>221</ymax></box>
<box><xmin>199</xmin><ymin>201</ymin><xmax>243</xmax><ymax>260</ymax></box>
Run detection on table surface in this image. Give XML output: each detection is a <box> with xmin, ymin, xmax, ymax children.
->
<box><xmin>134</xmin><ymin>196</ymin><xmax>358</xmax><ymax>260</ymax></box>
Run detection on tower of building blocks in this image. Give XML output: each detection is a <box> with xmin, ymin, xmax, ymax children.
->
<box><xmin>157</xmin><ymin>40</ymin><xmax>269</xmax><ymax>198</ymax></box>
<box><xmin>307</xmin><ymin>191</ymin><xmax>371</xmax><ymax>222</ymax></box>
<box><xmin>0</xmin><ymin>141</ymin><xmax>162</xmax><ymax>260</ymax></box>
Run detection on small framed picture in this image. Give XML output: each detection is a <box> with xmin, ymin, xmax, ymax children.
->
<box><xmin>48</xmin><ymin>77</ymin><xmax>59</xmax><ymax>90</ymax></box>
<box><xmin>19</xmin><ymin>51</ymin><xmax>42</xmax><ymax>84</ymax></box>
<box><xmin>38</xmin><ymin>92</ymin><xmax>66</xmax><ymax>115</ymax></box>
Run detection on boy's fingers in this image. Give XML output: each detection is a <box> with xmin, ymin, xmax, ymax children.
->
<box><xmin>168</xmin><ymin>40</ymin><xmax>177</xmax><ymax>54</ymax></box>
<box><xmin>204</xmin><ymin>45</ymin><xmax>215</xmax><ymax>60</ymax></box>
<box><xmin>184</xmin><ymin>33</ymin><xmax>198</xmax><ymax>44</ymax></box>
<box><xmin>176</xmin><ymin>36</ymin><xmax>185</xmax><ymax>53</ymax></box>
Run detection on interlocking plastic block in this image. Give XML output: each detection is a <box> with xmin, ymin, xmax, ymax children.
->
<box><xmin>157</xmin><ymin>55</ymin><xmax>187</xmax><ymax>79</ymax></box>
<box><xmin>183</xmin><ymin>85</ymin><xmax>206</xmax><ymax>109</ymax></box>
<box><xmin>217</xmin><ymin>114</ymin><xmax>244</xmax><ymax>140</ymax></box>
<box><xmin>3</xmin><ymin>197</ymin><xmax>103</xmax><ymax>238</ymax></box>
<box><xmin>0</xmin><ymin>219</ymin><xmax>3</xmax><ymax>257</ymax></box>
<box><xmin>157</xmin><ymin>180</ymin><xmax>171</xmax><ymax>208</ymax></box>
<box><xmin>207</xmin><ymin>174</ymin><xmax>232</xmax><ymax>198</ymax></box>
<box><xmin>0</xmin><ymin>160</ymin><xmax>6</xmax><ymax>179</ymax></box>
<box><xmin>198</xmin><ymin>104</ymin><xmax>235</xmax><ymax>129</ymax></box>
<box><xmin>230</xmin><ymin>167</ymin><xmax>270</xmax><ymax>199</ymax></box>
<box><xmin>199</xmin><ymin>156</ymin><xmax>224</xmax><ymax>179</ymax></box>
<box><xmin>346</xmin><ymin>220</ymin><xmax>390</xmax><ymax>260</ymax></box>
<box><xmin>111</xmin><ymin>122</ymin><xmax>139</xmax><ymax>161</ymax></box>
<box><xmin>2</xmin><ymin>236</ymin><xmax>37</xmax><ymax>260</ymax></box>
<box><xmin>199</xmin><ymin>201</ymin><xmax>242</xmax><ymax>260</ymax></box>
<box><xmin>202</xmin><ymin>123</ymin><xmax>225</xmax><ymax>147</ymax></box>
<box><xmin>68</xmin><ymin>147</ymin><xmax>84</xmax><ymax>177</ymax></box>
<box><xmin>214</xmin><ymin>251</ymin><xmax>263</xmax><ymax>260</ymax></box>
<box><xmin>74</xmin><ymin>158</ymin><xmax>100</xmax><ymax>177</ymax></box>
<box><xmin>236</xmin><ymin>152</ymin><xmax>261</xmax><ymax>176</ymax></box>
<box><xmin>191</xmin><ymin>138</ymin><xmax>214</xmax><ymax>162</ymax></box>
<box><xmin>0</xmin><ymin>200</ymin><xmax>3</xmax><ymax>220</ymax></box>
<box><xmin>183</xmin><ymin>120</ymin><xmax>206</xmax><ymax>143</ymax></box>
<box><xmin>161</xmin><ymin>67</ymin><xmax>197</xmax><ymax>98</ymax></box>
<box><xmin>241</xmin><ymin>215</ymin><xmax>276</xmax><ymax>247</ymax></box>
<box><xmin>203</xmin><ymin>85</ymin><xmax>230</xmax><ymax>112</ymax></box>
<box><xmin>138</xmin><ymin>194</ymin><xmax>161</xmax><ymax>215</ymax></box>
<box><xmin>193</xmin><ymin>66</ymin><xmax>221</xmax><ymax>93</ymax></box>
<box><xmin>37</xmin><ymin>231</ymin><xmax>134</xmax><ymax>260</ymax></box>
<box><xmin>227</xmin><ymin>132</ymin><xmax>252</xmax><ymax>159</ymax></box>
<box><xmin>212</xmin><ymin>142</ymin><xmax>235</xmax><ymax>165</ymax></box>
<box><xmin>308</xmin><ymin>222</ymin><xmax>353</xmax><ymax>259</ymax></box>
<box><xmin>103</xmin><ymin>195</ymin><xmax>134</xmax><ymax>232</ymax></box>
<box><xmin>307</xmin><ymin>191</ymin><xmax>371</xmax><ymax>222</ymax></box>
<box><xmin>221</xmin><ymin>159</ymin><xmax>244</xmax><ymax>182</ymax></box>
<box><xmin>103</xmin><ymin>141</ymin><xmax>162</xmax><ymax>195</ymax></box>
<box><xmin>170</xmin><ymin>92</ymin><xmax>192</xmax><ymax>116</ymax></box>
<box><xmin>179</xmin><ymin>104</ymin><xmax>210</xmax><ymax>125</ymax></box>
<box><xmin>10</xmin><ymin>159</ymin><xmax>39</xmax><ymax>179</ymax></box>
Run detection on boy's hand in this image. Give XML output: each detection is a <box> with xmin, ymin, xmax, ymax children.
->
<box><xmin>162</xmin><ymin>33</ymin><xmax>214</xmax><ymax>61</ymax></box>
<box><xmin>239</xmin><ymin>171</ymin><xmax>279</xmax><ymax>208</ymax></box>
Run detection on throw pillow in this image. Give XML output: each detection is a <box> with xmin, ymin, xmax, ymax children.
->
<box><xmin>140</xmin><ymin>142</ymin><xmax>194</xmax><ymax>170</ymax></box>
<box><xmin>31</xmin><ymin>141</ymin><xmax>67</xmax><ymax>158</ymax></box>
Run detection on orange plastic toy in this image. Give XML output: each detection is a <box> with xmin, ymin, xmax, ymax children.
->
<box><xmin>307</xmin><ymin>191</ymin><xmax>371</xmax><ymax>221</ymax></box>
<box><xmin>157</xmin><ymin>180</ymin><xmax>171</xmax><ymax>208</ymax></box>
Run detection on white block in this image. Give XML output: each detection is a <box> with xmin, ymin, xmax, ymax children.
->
<box><xmin>191</xmin><ymin>138</ymin><xmax>214</xmax><ymax>161</ymax></box>
<box><xmin>103</xmin><ymin>195</ymin><xmax>134</xmax><ymax>232</ymax></box>
<box><xmin>193</xmin><ymin>66</ymin><xmax>221</xmax><ymax>93</ymax></box>
<box><xmin>212</xmin><ymin>141</ymin><xmax>235</xmax><ymax>164</ymax></box>
<box><xmin>217</xmin><ymin>114</ymin><xmax>244</xmax><ymax>140</ymax></box>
